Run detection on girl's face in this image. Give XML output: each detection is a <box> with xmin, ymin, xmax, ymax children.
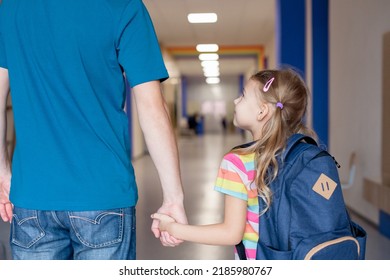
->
<box><xmin>233</xmin><ymin>79</ymin><xmax>263</xmax><ymax>137</ymax></box>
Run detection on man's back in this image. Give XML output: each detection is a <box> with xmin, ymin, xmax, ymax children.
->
<box><xmin>0</xmin><ymin>0</ymin><xmax>168</xmax><ymax>211</ymax></box>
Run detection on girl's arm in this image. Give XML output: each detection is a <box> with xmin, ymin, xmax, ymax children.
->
<box><xmin>152</xmin><ymin>194</ymin><xmax>247</xmax><ymax>246</ymax></box>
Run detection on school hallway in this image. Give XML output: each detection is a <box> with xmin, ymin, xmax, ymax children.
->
<box><xmin>1</xmin><ymin>132</ymin><xmax>389</xmax><ymax>260</ymax></box>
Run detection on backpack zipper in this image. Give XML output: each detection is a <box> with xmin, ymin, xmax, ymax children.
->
<box><xmin>313</xmin><ymin>151</ymin><xmax>341</xmax><ymax>168</ymax></box>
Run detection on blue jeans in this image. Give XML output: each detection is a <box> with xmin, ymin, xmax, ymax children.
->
<box><xmin>10</xmin><ymin>206</ymin><xmax>136</xmax><ymax>260</ymax></box>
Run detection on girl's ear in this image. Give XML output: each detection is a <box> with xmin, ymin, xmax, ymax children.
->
<box><xmin>257</xmin><ymin>103</ymin><xmax>270</xmax><ymax>121</ymax></box>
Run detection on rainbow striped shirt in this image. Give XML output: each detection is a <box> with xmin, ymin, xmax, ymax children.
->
<box><xmin>214</xmin><ymin>152</ymin><xmax>259</xmax><ymax>260</ymax></box>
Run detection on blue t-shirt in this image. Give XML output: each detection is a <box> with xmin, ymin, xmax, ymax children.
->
<box><xmin>0</xmin><ymin>0</ymin><xmax>168</xmax><ymax>210</ymax></box>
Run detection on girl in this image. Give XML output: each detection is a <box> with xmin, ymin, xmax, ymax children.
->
<box><xmin>152</xmin><ymin>68</ymin><xmax>316</xmax><ymax>260</ymax></box>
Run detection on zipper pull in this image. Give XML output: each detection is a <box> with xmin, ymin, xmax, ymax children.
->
<box><xmin>332</xmin><ymin>156</ymin><xmax>341</xmax><ymax>168</ymax></box>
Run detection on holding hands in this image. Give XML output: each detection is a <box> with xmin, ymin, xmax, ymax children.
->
<box><xmin>151</xmin><ymin>212</ymin><xmax>177</xmax><ymax>233</ymax></box>
<box><xmin>150</xmin><ymin>201</ymin><xmax>186</xmax><ymax>247</ymax></box>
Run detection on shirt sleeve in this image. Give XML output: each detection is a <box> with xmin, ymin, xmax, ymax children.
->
<box><xmin>116</xmin><ymin>0</ymin><xmax>168</xmax><ymax>88</ymax></box>
<box><xmin>214</xmin><ymin>153</ymin><xmax>248</xmax><ymax>201</ymax></box>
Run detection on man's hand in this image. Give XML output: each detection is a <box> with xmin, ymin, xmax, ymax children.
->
<box><xmin>151</xmin><ymin>213</ymin><xmax>176</xmax><ymax>232</ymax></box>
<box><xmin>0</xmin><ymin>171</ymin><xmax>12</xmax><ymax>222</ymax></box>
<box><xmin>151</xmin><ymin>202</ymin><xmax>187</xmax><ymax>247</ymax></box>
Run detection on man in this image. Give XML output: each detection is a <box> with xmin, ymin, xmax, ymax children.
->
<box><xmin>0</xmin><ymin>0</ymin><xmax>187</xmax><ymax>259</ymax></box>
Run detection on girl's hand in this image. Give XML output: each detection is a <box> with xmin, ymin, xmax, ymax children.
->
<box><xmin>151</xmin><ymin>213</ymin><xmax>176</xmax><ymax>232</ymax></box>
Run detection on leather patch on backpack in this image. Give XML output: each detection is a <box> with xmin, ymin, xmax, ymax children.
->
<box><xmin>312</xmin><ymin>173</ymin><xmax>338</xmax><ymax>200</ymax></box>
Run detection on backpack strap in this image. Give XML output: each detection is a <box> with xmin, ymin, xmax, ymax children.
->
<box><xmin>235</xmin><ymin>241</ymin><xmax>247</xmax><ymax>260</ymax></box>
<box><xmin>282</xmin><ymin>134</ymin><xmax>318</xmax><ymax>162</ymax></box>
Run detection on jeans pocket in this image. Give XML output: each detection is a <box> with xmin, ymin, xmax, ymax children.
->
<box><xmin>11</xmin><ymin>208</ymin><xmax>45</xmax><ymax>249</ymax></box>
<box><xmin>69</xmin><ymin>208</ymin><xmax>124</xmax><ymax>248</ymax></box>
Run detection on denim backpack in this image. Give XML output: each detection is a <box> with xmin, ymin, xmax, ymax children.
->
<box><xmin>236</xmin><ymin>134</ymin><xmax>367</xmax><ymax>260</ymax></box>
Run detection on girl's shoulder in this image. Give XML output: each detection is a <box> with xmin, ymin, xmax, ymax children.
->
<box><xmin>222</xmin><ymin>151</ymin><xmax>256</xmax><ymax>171</ymax></box>
<box><xmin>223</xmin><ymin>151</ymin><xmax>255</xmax><ymax>161</ymax></box>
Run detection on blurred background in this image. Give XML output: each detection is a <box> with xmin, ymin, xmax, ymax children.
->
<box><xmin>1</xmin><ymin>0</ymin><xmax>389</xmax><ymax>260</ymax></box>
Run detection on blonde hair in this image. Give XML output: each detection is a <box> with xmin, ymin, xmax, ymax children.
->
<box><xmin>233</xmin><ymin>68</ymin><xmax>316</xmax><ymax>215</ymax></box>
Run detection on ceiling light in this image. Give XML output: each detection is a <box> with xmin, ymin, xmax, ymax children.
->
<box><xmin>196</xmin><ymin>44</ymin><xmax>219</xmax><ymax>52</ymax></box>
<box><xmin>203</xmin><ymin>69</ymin><xmax>220</xmax><ymax>77</ymax></box>
<box><xmin>206</xmin><ymin>77</ymin><xmax>220</xmax><ymax>84</ymax></box>
<box><xmin>204</xmin><ymin>73</ymin><xmax>220</xmax><ymax>78</ymax></box>
<box><xmin>199</xmin><ymin>53</ymin><xmax>219</xmax><ymax>61</ymax></box>
<box><xmin>188</xmin><ymin>13</ymin><xmax>218</xmax><ymax>24</ymax></box>
<box><xmin>201</xmin><ymin>60</ymin><xmax>219</xmax><ymax>68</ymax></box>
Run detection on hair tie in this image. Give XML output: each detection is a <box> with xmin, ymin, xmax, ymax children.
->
<box><xmin>276</xmin><ymin>102</ymin><xmax>284</xmax><ymax>110</ymax></box>
<box><xmin>263</xmin><ymin>77</ymin><xmax>275</xmax><ymax>92</ymax></box>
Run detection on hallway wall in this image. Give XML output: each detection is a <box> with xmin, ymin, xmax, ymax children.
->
<box><xmin>329</xmin><ymin>0</ymin><xmax>390</xmax><ymax>224</ymax></box>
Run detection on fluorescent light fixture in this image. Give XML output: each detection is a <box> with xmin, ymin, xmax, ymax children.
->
<box><xmin>199</xmin><ymin>53</ymin><xmax>219</xmax><ymax>61</ymax></box>
<box><xmin>204</xmin><ymin>72</ymin><xmax>220</xmax><ymax>78</ymax></box>
<box><xmin>196</xmin><ymin>44</ymin><xmax>219</xmax><ymax>52</ymax></box>
<box><xmin>203</xmin><ymin>65</ymin><xmax>219</xmax><ymax>72</ymax></box>
<box><xmin>188</xmin><ymin>13</ymin><xmax>217</xmax><ymax>23</ymax></box>
<box><xmin>206</xmin><ymin>77</ymin><xmax>220</xmax><ymax>84</ymax></box>
<box><xmin>201</xmin><ymin>60</ymin><xmax>219</xmax><ymax>68</ymax></box>
<box><xmin>203</xmin><ymin>69</ymin><xmax>220</xmax><ymax>77</ymax></box>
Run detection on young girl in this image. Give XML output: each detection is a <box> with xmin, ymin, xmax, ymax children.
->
<box><xmin>152</xmin><ymin>68</ymin><xmax>316</xmax><ymax>260</ymax></box>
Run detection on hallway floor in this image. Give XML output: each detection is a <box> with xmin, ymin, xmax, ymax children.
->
<box><xmin>1</xmin><ymin>133</ymin><xmax>389</xmax><ymax>260</ymax></box>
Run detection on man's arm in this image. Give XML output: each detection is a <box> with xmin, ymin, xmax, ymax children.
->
<box><xmin>132</xmin><ymin>80</ymin><xmax>187</xmax><ymax>246</ymax></box>
<box><xmin>0</xmin><ymin>67</ymin><xmax>12</xmax><ymax>222</ymax></box>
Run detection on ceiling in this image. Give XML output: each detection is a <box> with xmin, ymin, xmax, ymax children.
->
<box><xmin>143</xmin><ymin>0</ymin><xmax>275</xmax><ymax>79</ymax></box>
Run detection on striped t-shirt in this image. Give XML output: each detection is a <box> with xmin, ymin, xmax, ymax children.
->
<box><xmin>214</xmin><ymin>152</ymin><xmax>259</xmax><ymax>260</ymax></box>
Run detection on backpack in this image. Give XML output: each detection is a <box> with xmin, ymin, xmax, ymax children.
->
<box><xmin>236</xmin><ymin>134</ymin><xmax>367</xmax><ymax>260</ymax></box>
